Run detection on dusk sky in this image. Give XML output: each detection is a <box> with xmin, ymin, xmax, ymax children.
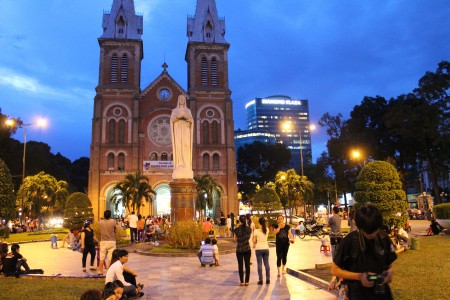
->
<box><xmin>2</xmin><ymin>0</ymin><xmax>450</xmax><ymax>163</ymax></box>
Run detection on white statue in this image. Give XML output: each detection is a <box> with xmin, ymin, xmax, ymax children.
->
<box><xmin>171</xmin><ymin>95</ymin><xmax>194</xmax><ymax>179</ymax></box>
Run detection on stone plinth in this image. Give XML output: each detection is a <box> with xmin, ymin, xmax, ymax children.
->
<box><xmin>169</xmin><ymin>179</ymin><xmax>196</xmax><ymax>222</ymax></box>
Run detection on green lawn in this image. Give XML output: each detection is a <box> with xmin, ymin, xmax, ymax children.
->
<box><xmin>1</xmin><ymin>229</ymin><xmax>68</xmax><ymax>243</ymax></box>
<box><xmin>0</xmin><ymin>277</ymin><xmax>104</xmax><ymax>300</ymax></box>
<box><xmin>390</xmin><ymin>235</ymin><xmax>450</xmax><ymax>299</ymax></box>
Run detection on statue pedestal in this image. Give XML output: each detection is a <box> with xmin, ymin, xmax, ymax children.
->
<box><xmin>170</xmin><ymin>179</ymin><xmax>196</xmax><ymax>222</ymax></box>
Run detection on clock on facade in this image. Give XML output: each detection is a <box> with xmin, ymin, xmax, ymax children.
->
<box><xmin>159</xmin><ymin>88</ymin><xmax>171</xmax><ymax>101</ymax></box>
<box><xmin>148</xmin><ymin>116</ymin><xmax>172</xmax><ymax>146</ymax></box>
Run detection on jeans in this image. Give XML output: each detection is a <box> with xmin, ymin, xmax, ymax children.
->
<box><xmin>236</xmin><ymin>250</ymin><xmax>251</xmax><ymax>283</ymax></box>
<box><xmin>130</xmin><ymin>227</ymin><xmax>137</xmax><ymax>243</ymax></box>
<box><xmin>276</xmin><ymin>243</ymin><xmax>290</xmax><ymax>267</ymax></box>
<box><xmin>255</xmin><ymin>249</ymin><xmax>270</xmax><ymax>281</ymax></box>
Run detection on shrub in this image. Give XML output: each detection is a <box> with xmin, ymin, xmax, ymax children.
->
<box><xmin>433</xmin><ymin>203</ymin><xmax>450</xmax><ymax>219</ymax></box>
<box><xmin>0</xmin><ymin>226</ymin><xmax>10</xmax><ymax>240</ymax></box>
<box><xmin>63</xmin><ymin>192</ymin><xmax>94</xmax><ymax>230</ymax></box>
<box><xmin>166</xmin><ymin>220</ymin><xmax>203</xmax><ymax>249</ymax></box>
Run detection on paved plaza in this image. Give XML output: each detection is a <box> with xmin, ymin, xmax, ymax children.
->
<box><xmin>16</xmin><ymin>220</ymin><xmax>430</xmax><ymax>299</ymax></box>
<box><xmin>20</xmin><ymin>237</ymin><xmax>335</xmax><ymax>300</ymax></box>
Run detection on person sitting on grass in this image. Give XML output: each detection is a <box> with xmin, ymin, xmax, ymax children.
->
<box><xmin>105</xmin><ymin>249</ymin><xmax>144</xmax><ymax>298</ymax></box>
<box><xmin>79</xmin><ymin>289</ymin><xmax>102</xmax><ymax>300</ymax></box>
<box><xmin>198</xmin><ymin>237</ymin><xmax>215</xmax><ymax>267</ymax></box>
<box><xmin>2</xmin><ymin>243</ymin><xmax>44</xmax><ymax>277</ymax></box>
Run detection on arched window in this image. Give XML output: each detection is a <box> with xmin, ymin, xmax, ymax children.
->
<box><xmin>121</xmin><ymin>54</ymin><xmax>128</xmax><ymax>83</ymax></box>
<box><xmin>202</xmin><ymin>121</ymin><xmax>209</xmax><ymax>144</ymax></box>
<box><xmin>150</xmin><ymin>152</ymin><xmax>158</xmax><ymax>161</ymax></box>
<box><xmin>118</xmin><ymin>119</ymin><xmax>125</xmax><ymax>144</ymax></box>
<box><xmin>108</xmin><ymin>153</ymin><xmax>115</xmax><ymax>170</ymax></box>
<box><xmin>203</xmin><ymin>154</ymin><xmax>210</xmax><ymax>171</ymax></box>
<box><xmin>110</xmin><ymin>54</ymin><xmax>118</xmax><ymax>83</ymax></box>
<box><xmin>161</xmin><ymin>153</ymin><xmax>168</xmax><ymax>161</ymax></box>
<box><xmin>213</xmin><ymin>154</ymin><xmax>220</xmax><ymax>171</ymax></box>
<box><xmin>212</xmin><ymin>121</ymin><xmax>219</xmax><ymax>144</ymax></box>
<box><xmin>109</xmin><ymin>120</ymin><xmax>116</xmax><ymax>143</ymax></box>
<box><xmin>118</xmin><ymin>153</ymin><xmax>125</xmax><ymax>170</ymax></box>
<box><xmin>201</xmin><ymin>57</ymin><xmax>208</xmax><ymax>86</ymax></box>
<box><xmin>211</xmin><ymin>58</ymin><xmax>218</xmax><ymax>86</ymax></box>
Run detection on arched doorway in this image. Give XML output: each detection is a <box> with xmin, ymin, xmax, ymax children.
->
<box><xmin>155</xmin><ymin>184</ymin><xmax>171</xmax><ymax>217</ymax></box>
<box><xmin>105</xmin><ymin>186</ymin><xmax>126</xmax><ymax>219</ymax></box>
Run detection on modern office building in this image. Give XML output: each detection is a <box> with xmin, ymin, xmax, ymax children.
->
<box><xmin>234</xmin><ymin>129</ymin><xmax>276</xmax><ymax>152</ymax></box>
<box><xmin>88</xmin><ymin>0</ymin><xmax>238</xmax><ymax>221</ymax></box>
<box><xmin>243</xmin><ymin>95</ymin><xmax>312</xmax><ymax>170</ymax></box>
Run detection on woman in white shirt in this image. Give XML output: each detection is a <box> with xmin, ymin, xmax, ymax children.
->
<box><xmin>252</xmin><ymin>217</ymin><xmax>270</xmax><ymax>285</ymax></box>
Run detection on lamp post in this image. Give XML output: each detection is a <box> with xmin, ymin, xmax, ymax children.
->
<box><xmin>5</xmin><ymin>118</ymin><xmax>47</xmax><ymax>224</ymax></box>
<box><xmin>282</xmin><ymin>121</ymin><xmax>315</xmax><ymax>217</ymax></box>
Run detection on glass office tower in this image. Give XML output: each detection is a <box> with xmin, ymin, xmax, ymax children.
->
<box><xmin>244</xmin><ymin>95</ymin><xmax>312</xmax><ymax>170</ymax></box>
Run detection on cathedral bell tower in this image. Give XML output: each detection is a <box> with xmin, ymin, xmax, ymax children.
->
<box><xmin>88</xmin><ymin>0</ymin><xmax>143</xmax><ymax>220</ymax></box>
<box><xmin>186</xmin><ymin>0</ymin><xmax>238</xmax><ymax>215</ymax></box>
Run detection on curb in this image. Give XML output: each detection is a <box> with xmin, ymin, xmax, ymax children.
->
<box><xmin>287</xmin><ymin>268</ymin><xmax>335</xmax><ymax>296</ymax></box>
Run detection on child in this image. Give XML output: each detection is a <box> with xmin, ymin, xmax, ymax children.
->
<box><xmin>212</xmin><ymin>238</ymin><xmax>220</xmax><ymax>266</ymax></box>
<box><xmin>50</xmin><ymin>234</ymin><xmax>58</xmax><ymax>249</ymax></box>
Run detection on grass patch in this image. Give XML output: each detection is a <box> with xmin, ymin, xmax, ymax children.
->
<box><xmin>391</xmin><ymin>235</ymin><xmax>450</xmax><ymax>299</ymax></box>
<box><xmin>0</xmin><ymin>277</ymin><xmax>104</xmax><ymax>300</ymax></box>
<box><xmin>2</xmin><ymin>229</ymin><xmax>69</xmax><ymax>243</ymax></box>
<box><xmin>147</xmin><ymin>246</ymin><xmax>197</xmax><ymax>254</ymax></box>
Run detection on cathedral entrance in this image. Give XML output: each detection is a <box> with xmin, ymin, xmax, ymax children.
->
<box><xmin>105</xmin><ymin>186</ymin><xmax>126</xmax><ymax>219</ymax></box>
<box><xmin>155</xmin><ymin>184</ymin><xmax>171</xmax><ymax>217</ymax></box>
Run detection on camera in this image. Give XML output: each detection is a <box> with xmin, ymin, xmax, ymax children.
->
<box><xmin>366</xmin><ymin>273</ymin><xmax>387</xmax><ymax>295</ymax></box>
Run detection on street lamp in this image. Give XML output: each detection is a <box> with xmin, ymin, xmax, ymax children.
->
<box><xmin>282</xmin><ymin>121</ymin><xmax>315</xmax><ymax>217</ymax></box>
<box><xmin>351</xmin><ymin>149</ymin><xmax>366</xmax><ymax>165</ymax></box>
<box><xmin>282</xmin><ymin>121</ymin><xmax>315</xmax><ymax>177</ymax></box>
<box><xmin>5</xmin><ymin>118</ymin><xmax>47</xmax><ymax>224</ymax></box>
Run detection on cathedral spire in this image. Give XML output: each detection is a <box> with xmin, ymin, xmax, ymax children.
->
<box><xmin>101</xmin><ymin>0</ymin><xmax>143</xmax><ymax>40</ymax></box>
<box><xmin>187</xmin><ymin>0</ymin><xmax>226</xmax><ymax>43</ymax></box>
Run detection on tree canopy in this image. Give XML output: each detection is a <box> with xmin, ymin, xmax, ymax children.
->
<box><xmin>195</xmin><ymin>174</ymin><xmax>223</xmax><ymax>219</ymax></box>
<box><xmin>252</xmin><ymin>186</ymin><xmax>282</xmax><ymax>216</ymax></box>
<box><xmin>0</xmin><ymin>159</ymin><xmax>16</xmax><ymax>220</ymax></box>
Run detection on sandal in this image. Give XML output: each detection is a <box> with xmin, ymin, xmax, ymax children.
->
<box><xmin>239</xmin><ymin>283</ymin><xmax>245</xmax><ymax>286</ymax></box>
<box><xmin>245</xmin><ymin>283</ymin><xmax>249</xmax><ymax>286</ymax></box>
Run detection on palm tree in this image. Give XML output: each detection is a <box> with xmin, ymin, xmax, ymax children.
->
<box><xmin>194</xmin><ymin>174</ymin><xmax>224</xmax><ymax>219</ymax></box>
<box><xmin>111</xmin><ymin>171</ymin><xmax>155</xmax><ymax>214</ymax></box>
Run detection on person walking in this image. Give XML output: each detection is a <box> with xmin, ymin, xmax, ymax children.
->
<box><xmin>98</xmin><ymin>210</ymin><xmax>117</xmax><ymax>276</ymax></box>
<box><xmin>234</xmin><ymin>215</ymin><xmax>252</xmax><ymax>286</ymax></box>
<box><xmin>128</xmin><ymin>212</ymin><xmax>138</xmax><ymax>243</ymax></box>
<box><xmin>273</xmin><ymin>215</ymin><xmax>294</xmax><ymax>276</ymax></box>
<box><xmin>81</xmin><ymin>221</ymin><xmax>99</xmax><ymax>272</ymax></box>
<box><xmin>253</xmin><ymin>217</ymin><xmax>270</xmax><ymax>285</ymax></box>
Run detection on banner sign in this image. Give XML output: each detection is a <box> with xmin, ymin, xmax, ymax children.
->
<box><xmin>143</xmin><ymin>161</ymin><xmax>173</xmax><ymax>170</ymax></box>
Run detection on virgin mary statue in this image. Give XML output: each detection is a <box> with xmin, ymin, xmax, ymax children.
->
<box><xmin>170</xmin><ymin>95</ymin><xmax>194</xmax><ymax>180</ymax></box>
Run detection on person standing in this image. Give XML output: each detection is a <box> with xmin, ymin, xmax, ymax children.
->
<box><xmin>128</xmin><ymin>212</ymin><xmax>138</xmax><ymax>243</ymax></box>
<box><xmin>234</xmin><ymin>215</ymin><xmax>252</xmax><ymax>286</ymax></box>
<box><xmin>226</xmin><ymin>214</ymin><xmax>232</xmax><ymax>237</ymax></box>
<box><xmin>273</xmin><ymin>215</ymin><xmax>294</xmax><ymax>276</ymax></box>
<box><xmin>331</xmin><ymin>204</ymin><xmax>397</xmax><ymax>300</ymax></box>
<box><xmin>98</xmin><ymin>210</ymin><xmax>117</xmax><ymax>276</ymax></box>
<box><xmin>328</xmin><ymin>206</ymin><xmax>342</xmax><ymax>258</ymax></box>
<box><xmin>81</xmin><ymin>221</ymin><xmax>99</xmax><ymax>272</ymax></box>
<box><xmin>253</xmin><ymin>217</ymin><xmax>270</xmax><ymax>285</ymax></box>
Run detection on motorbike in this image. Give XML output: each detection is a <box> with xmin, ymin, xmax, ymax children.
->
<box><xmin>297</xmin><ymin>221</ymin><xmax>326</xmax><ymax>239</ymax></box>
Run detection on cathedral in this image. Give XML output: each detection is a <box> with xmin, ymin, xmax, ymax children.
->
<box><xmin>87</xmin><ymin>0</ymin><xmax>238</xmax><ymax>220</ymax></box>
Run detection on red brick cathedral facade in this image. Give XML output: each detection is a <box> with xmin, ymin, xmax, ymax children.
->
<box><xmin>88</xmin><ymin>0</ymin><xmax>238</xmax><ymax>220</ymax></box>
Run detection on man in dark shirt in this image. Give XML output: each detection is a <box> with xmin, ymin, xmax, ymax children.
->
<box><xmin>331</xmin><ymin>204</ymin><xmax>397</xmax><ymax>300</ymax></box>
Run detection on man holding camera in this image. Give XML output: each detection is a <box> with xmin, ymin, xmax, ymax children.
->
<box><xmin>331</xmin><ymin>204</ymin><xmax>397</xmax><ymax>299</ymax></box>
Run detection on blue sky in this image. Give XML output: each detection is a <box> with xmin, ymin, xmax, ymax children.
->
<box><xmin>2</xmin><ymin>0</ymin><xmax>450</xmax><ymax>162</ymax></box>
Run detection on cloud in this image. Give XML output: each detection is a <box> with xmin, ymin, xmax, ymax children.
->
<box><xmin>135</xmin><ymin>0</ymin><xmax>162</xmax><ymax>22</ymax></box>
<box><xmin>0</xmin><ymin>67</ymin><xmax>94</xmax><ymax>103</ymax></box>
